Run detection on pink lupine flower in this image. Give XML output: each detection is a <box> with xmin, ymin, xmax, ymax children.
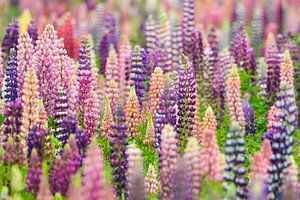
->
<box><xmin>101</xmin><ymin>97</ymin><xmax>113</xmax><ymax>139</ymax></box>
<box><xmin>37</xmin><ymin>174</ymin><xmax>53</xmax><ymax>200</ymax></box>
<box><xmin>145</xmin><ymin>164</ymin><xmax>159</xmax><ymax>196</ymax></box>
<box><xmin>280</xmin><ymin>50</ymin><xmax>294</xmax><ymax>90</ymax></box>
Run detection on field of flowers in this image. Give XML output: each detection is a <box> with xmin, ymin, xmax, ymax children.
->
<box><xmin>0</xmin><ymin>0</ymin><xmax>300</xmax><ymax>199</ymax></box>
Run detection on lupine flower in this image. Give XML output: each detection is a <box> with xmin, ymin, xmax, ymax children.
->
<box><xmin>77</xmin><ymin>35</ymin><xmax>92</xmax><ymax>113</ymax></box>
<box><xmin>18</xmin><ymin>10</ymin><xmax>31</xmax><ymax>34</ymax></box>
<box><xmin>129</xmin><ymin>45</ymin><xmax>148</xmax><ymax>108</ymax></box>
<box><xmin>105</xmin><ymin>79</ymin><xmax>119</xmax><ymax>111</ymax></box>
<box><xmin>20</xmin><ymin>67</ymin><xmax>39</xmax><ymax>140</ymax></box>
<box><xmin>249</xmin><ymin>152</ymin><xmax>269</xmax><ymax>187</ymax></box>
<box><xmin>50</xmin><ymin>135</ymin><xmax>80</xmax><ymax>195</ymax></box>
<box><xmin>82</xmin><ymin>139</ymin><xmax>108</xmax><ymax>200</ymax></box>
<box><xmin>242</xmin><ymin>94</ymin><xmax>256</xmax><ymax>135</ymax></box>
<box><xmin>224</xmin><ymin>121</ymin><xmax>248</xmax><ymax>199</ymax></box>
<box><xmin>154</xmin><ymin>74</ymin><xmax>177</xmax><ymax>149</ymax></box>
<box><xmin>37</xmin><ymin>174</ymin><xmax>53</xmax><ymax>200</ymax></box>
<box><xmin>171</xmin><ymin>23</ymin><xmax>183</xmax><ymax>72</ymax></box>
<box><xmin>125</xmin><ymin>86</ymin><xmax>141</xmax><ymax>138</ymax></box>
<box><xmin>148</xmin><ymin>67</ymin><xmax>164</xmax><ymax>121</ymax></box>
<box><xmin>145</xmin><ymin>164</ymin><xmax>158</xmax><ymax>196</ymax></box>
<box><xmin>17</xmin><ymin>32</ymin><xmax>34</xmax><ymax>96</ymax></box>
<box><xmin>200</xmin><ymin>129</ymin><xmax>222</xmax><ymax>182</ymax></box>
<box><xmin>172</xmin><ymin>157</ymin><xmax>192</xmax><ymax>200</ymax></box>
<box><xmin>226</xmin><ymin>64</ymin><xmax>245</xmax><ymax>131</ymax></box>
<box><xmin>118</xmin><ymin>36</ymin><xmax>132</xmax><ymax>102</ymax></box>
<box><xmin>0</xmin><ymin>47</ymin><xmax>3</xmax><ymax>98</ymax></box>
<box><xmin>251</xmin><ymin>6</ymin><xmax>263</xmax><ymax>49</ymax></box>
<box><xmin>27</xmin><ymin>21</ymin><xmax>38</xmax><ymax>45</ymax></box>
<box><xmin>176</xmin><ymin>54</ymin><xmax>196</xmax><ymax>146</ymax></box>
<box><xmin>101</xmin><ymin>97</ymin><xmax>113</xmax><ymax>138</ymax></box>
<box><xmin>208</xmin><ymin>27</ymin><xmax>219</xmax><ymax>69</ymax></box>
<box><xmin>257</xmin><ymin>58</ymin><xmax>268</xmax><ymax>98</ymax></box>
<box><xmin>191</xmin><ymin>29</ymin><xmax>204</xmax><ymax>96</ymax></box>
<box><xmin>145</xmin><ymin>16</ymin><xmax>157</xmax><ymax>55</ymax></box>
<box><xmin>92</xmin><ymin>4</ymin><xmax>104</xmax><ymax>49</ymax></box>
<box><xmin>126</xmin><ymin>144</ymin><xmax>145</xmax><ymax>200</ymax></box>
<box><xmin>110</xmin><ymin>104</ymin><xmax>128</xmax><ymax>197</ymax></box>
<box><xmin>67</xmin><ymin>75</ymin><xmax>78</xmax><ymax>118</ymax></box>
<box><xmin>27</xmin><ymin>126</ymin><xmax>51</xmax><ymax>160</ymax></box>
<box><xmin>4</xmin><ymin>48</ymin><xmax>18</xmax><ymax>102</ymax></box>
<box><xmin>157</xmin><ymin>13</ymin><xmax>172</xmax><ymax>73</ymax></box>
<box><xmin>57</xmin><ymin>13</ymin><xmax>78</xmax><ymax>59</ymax></box>
<box><xmin>67</xmin><ymin>173</ymin><xmax>82</xmax><ymax>200</ymax></box>
<box><xmin>144</xmin><ymin>113</ymin><xmax>155</xmax><ymax>145</ymax></box>
<box><xmin>279</xmin><ymin>50</ymin><xmax>294</xmax><ymax>89</ymax></box>
<box><xmin>1</xmin><ymin>136</ymin><xmax>25</xmax><ymax>166</ymax></box>
<box><xmin>1</xmin><ymin>21</ymin><xmax>19</xmax><ymax>58</ymax></box>
<box><xmin>105</xmin><ymin>44</ymin><xmax>119</xmax><ymax>83</ymax></box>
<box><xmin>201</xmin><ymin>106</ymin><xmax>217</xmax><ymax>136</ymax></box>
<box><xmin>184</xmin><ymin>137</ymin><xmax>202</xmax><ymax>200</ymax></box>
<box><xmin>265</xmin><ymin>45</ymin><xmax>281</xmax><ymax>103</ymax></box>
<box><xmin>26</xmin><ymin>148</ymin><xmax>42</xmax><ymax>195</ymax></box>
<box><xmin>54</xmin><ymin>86</ymin><xmax>68</xmax><ymax>144</ymax></box>
<box><xmin>182</xmin><ymin>0</ymin><xmax>195</xmax><ymax>55</ymax></box>
<box><xmin>202</xmin><ymin>46</ymin><xmax>213</xmax><ymax>105</ymax></box>
<box><xmin>284</xmin><ymin>156</ymin><xmax>299</xmax><ymax>195</ymax></box>
<box><xmin>36</xmin><ymin>100</ymin><xmax>48</xmax><ymax>130</ymax></box>
<box><xmin>160</xmin><ymin>124</ymin><xmax>178</xmax><ymax>199</ymax></box>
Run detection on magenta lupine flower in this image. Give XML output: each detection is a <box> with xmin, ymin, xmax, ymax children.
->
<box><xmin>160</xmin><ymin>125</ymin><xmax>179</xmax><ymax>199</ymax></box>
<box><xmin>1</xmin><ymin>21</ymin><xmax>19</xmax><ymax>58</ymax></box>
<box><xmin>27</xmin><ymin>21</ymin><xmax>38</xmax><ymax>45</ymax></box>
<box><xmin>125</xmin><ymin>144</ymin><xmax>145</xmax><ymax>200</ymax></box>
<box><xmin>77</xmin><ymin>36</ymin><xmax>92</xmax><ymax>113</ymax></box>
<box><xmin>17</xmin><ymin>32</ymin><xmax>34</xmax><ymax>97</ymax></box>
<box><xmin>50</xmin><ymin>135</ymin><xmax>80</xmax><ymax>195</ymax></box>
<box><xmin>82</xmin><ymin>140</ymin><xmax>106</xmax><ymax>200</ymax></box>
<box><xmin>171</xmin><ymin>23</ymin><xmax>183</xmax><ymax>72</ymax></box>
<box><xmin>265</xmin><ymin>45</ymin><xmax>281</xmax><ymax>103</ymax></box>
<box><xmin>4</xmin><ymin>48</ymin><xmax>18</xmax><ymax>102</ymax></box>
<box><xmin>26</xmin><ymin>148</ymin><xmax>42</xmax><ymax>195</ymax></box>
<box><xmin>176</xmin><ymin>54</ymin><xmax>196</xmax><ymax>146</ymax></box>
<box><xmin>110</xmin><ymin>104</ymin><xmax>128</xmax><ymax>197</ymax></box>
<box><xmin>182</xmin><ymin>0</ymin><xmax>195</xmax><ymax>56</ymax></box>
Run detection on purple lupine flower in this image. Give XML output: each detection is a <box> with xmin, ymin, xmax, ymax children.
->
<box><xmin>99</xmin><ymin>14</ymin><xmax>118</xmax><ymax>75</ymax></box>
<box><xmin>27</xmin><ymin>125</ymin><xmax>49</xmax><ymax>159</ymax></box>
<box><xmin>247</xmin><ymin>48</ymin><xmax>257</xmax><ymax>83</ymax></box>
<box><xmin>230</xmin><ymin>24</ymin><xmax>249</xmax><ymax>72</ymax></box>
<box><xmin>265</xmin><ymin>45</ymin><xmax>281</xmax><ymax>104</ymax></box>
<box><xmin>1</xmin><ymin>136</ymin><xmax>25</xmax><ymax>166</ymax></box>
<box><xmin>4</xmin><ymin>48</ymin><xmax>18</xmax><ymax>102</ymax></box>
<box><xmin>54</xmin><ymin>86</ymin><xmax>68</xmax><ymax>144</ymax></box>
<box><xmin>182</xmin><ymin>0</ymin><xmax>195</xmax><ymax>56</ymax></box>
<box><xmin>191</xmin><ymin>29</ymin><xmax>203</xmax><ymax>93</ymax></box>
<box><xmin>50</xmin><ymin>135</ymin><xmax>80</xmax><ymax>195</ymax></box>
<box><xmin>26</xmin><ymin>148</ymin><xmax>42</xmax><ymax>195</ymax></box>
<box><xmin>208</xmin><ymin>27</ymin><xmax>219</xmax><ymax>67</ymax></box>
<box><xmin>77</xmin><ymin>36</ymin><xmax>92</xmax><ymax>112</ymax></box>
<box><xmin>224</xmin><ymin>121</ymin><xmax>248</xmax><ymax>199</ymax></box>
<box><xmin>171</xmin><ymin>23</ymin><xmax>183</xmax><ymax>72</ymax></box>
<box><xmin>92</xmin><ymin>4</ymin><xmax>105</xmax><ymax>50</ymax></box>
<box><xmin>110</xmin><ymin>104</ymin><xmax>128</xmax><ymax>197</ymax></box>
<box><xmin>145</xmin><ymin>16</ymin><xmax>157</xmax><ymax>55</ymax></box>
<box><xmin>154</xmin><ymin>74</ymin><xmax>177</xmax><ymax>149</ymax></box>
<box><xmin>176</xmin><ymin>54</ymin><xmax>196</xmax><ymax>146</ymax></box>
<box><xmin>242</xmin><ymin>94</ymin><xmax>256</xmax><ymax>135</ymax></box>
<box><xmin>1</xmin><ymin>21</ymin><xmax>19</xmax><ymax>58</ymax></box>
<box><xmin>276</xmin><ymin>34</ymin><xmax>289</xmax><ymax>52</ymax></box>
<box><xmin>27</xmin><ymin>21</ymin><xmax>38</xmax><ymax>45</ymax></box>
<box><xmin>129</xmin><ymin>46</ymin><xmax>147</xmax><ymax>108</ymax></box>
<box><xmin>251</xmin><ymin>6</ymin><xmax>264</xmax><ymax>49</ymax></box>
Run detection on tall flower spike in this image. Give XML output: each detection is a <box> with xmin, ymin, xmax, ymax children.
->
<box><xmin>67</xmin><ymin>75</ymin><xmax>78</xmax><ymax>118</ymax></box>
<box><xmin>17</xmin><ymin>32</ymin><xmax>34</xmax><ymax>96</ymax></box>
<box><xmin>1</xmin><ymin>21</ymin><xmax>19</xmax><ymax>59</ymax></box>
<box><xmin>125</xmin><ymin>86</ymin><xmax>141</xmax><ymax>138</ymax></box>
<box><xmin>27</xmin><ymin>21</ymin><xmax>38</xmax><ymax>45</ymax></box>
<box><xmin>4</xmin><ymin>48</ymin><xmax>18</xmax><ymax>102</ymax></box>
<box><xmin>20</xmin><ymin>67</ymin><xmax>39</xmax><ymax>140</ymax></box>
<box><xmin>280</xmin><ymin>50</ymin><xmax>294</xmax><ymax>89</ymax></box>
<box><xmin>285</xmin><ymin>156</ymin><xmax>299</xmax><ymax>194</ymax></box>
<box><xmin>249</xmin><ymin>151</ymin><xmax>270</xmax><ymax>187</ymax></box>
<box><xmin>37</xmin><ymin>99</ymin><xmax>48</xmax><ymax>129</ymax></box>
<box><xmin>145</xmin><ymin>16</ymin><xmax>157</xmax><ymax>55</ymax></box>
<box><xmin>251</xmin><ymin>6</ymin><xmax>263</xmax><ymax>50</ymax></box>
<box><xmin>26</xmin><ymin>148</ymin><xmax>42</xmax><ymax>195</ymax></box>
<box><xmin>82</xmin><ymin>139</ymin><xmax>106</xmax><ymax>200</ymax></box>
<box><xmin>201</xmin><ymin>106</ymin><xmax>217</xmax><ymax>134</ymax></box>
<box><xmin>67</xmin><ymin>173</ymin><xmax>82</xmax><ymax>200</ymax></box>
<box><xmin>242</xmin><ymin>94</ymin><xmax>256</xmax><ymax>135</ymax></box>
<box><xmin>0</xmin><ymin>48</ymin><xmax>3</xmax><ymax>98</ymax></box>
<box><xmin>223</xmin><ymin>122</ymin><xmax>248</xmax><ymax>199</ymax></box>
<box><xmin>182</xmin><ymin>0</ymin><xmax>195</xmax><ymax>56</ymax></box>
<box><xmin>157</xmin><ymin>13</ymin><xmax>172</xmax><ymax>73</ymax></box>
<box><xmin>144</xmin><ymin>113</ymin><xmax>155</xmax><ymax>145</ymax></box>
<box><xmin>199</xmin><ymin>129</ymin><xmax>222</xmax><ymax>182</ymax></box>
<box><xmin>171</xmin><ymin>23</ymin><xmax>183</xmax><ymax>72</ymax></box>
<box><xmin>154</xmin><ymin>73</ymin><xmax>177</xmax><ymax>149</ymax></box>
<box><xmin>110</xmin><ymin>104</ymin><xmax>128</xmax><ymax>197</ymax></box>
<box><xmin>101</xmin><ymin>97</ymin><xmax>113</xmax><ymax>138</ymax></box>
<box><xmin>160</xmin><ymin>125</ymin><xmax>178</xmax><ymax>199</ymax></box>
<box><xmin>226</xmin><ymin>64</ymin><xmax>245</xmax><ymax>131</ymax></box>
<box><xmin>37</xmin><ymin>174</ymin><xmax>53</xmax><ymax>200</ymax></box>
<box><xmin>105</xmin><ymin>44</ymin><xmax>119</xmax><ymax>83</ymax></box>
<box><xmin>129</xmin><ymin>45</ymin><xmax>147</xmax><ymax>108</ymax></box>
<box><xmin>148</xmin><ymin>67</ymin><xmax>164</xmax><ymax>121</ymax></box>
<box><xmin>202</xmin><ymin>46</ymin><xmax>213</xmax><ymax>105</ymax></box>
<box><xmin>77</xmin><ymin>35</ymin><xmax>92</xmax><ymax>113</ymax></box>
<box><xmin>145</xmin><ymin>164</ymin><xmax>158</xmax><ymax>196</ymax></box>
<box><xmin>177</xmin><ymin>54</ymin><xmax>196</xmax><ymax>146</ymax></box>
<box><xmin>257</xmin><ymin>58</ymin><xmax>268</xmax><ymax>98</ymax></box>
<box><xmin>54</xmin><ymin>86</ymin><xmax>68</xmax><ymax>144</ymax></box>
<box><xmin>126</xmin><ymin>144</ymin><xmax>145</xmax><ymax>200</ymax></box>
<box><xmin>1</xmin><ymin>136</ymin><xmax>25</xmax><ymax>166</ymax></box>
<box><xmin>184</xmin><ymin>137</ymin><xmax>202</xmax><ymax>200</ymax></box>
